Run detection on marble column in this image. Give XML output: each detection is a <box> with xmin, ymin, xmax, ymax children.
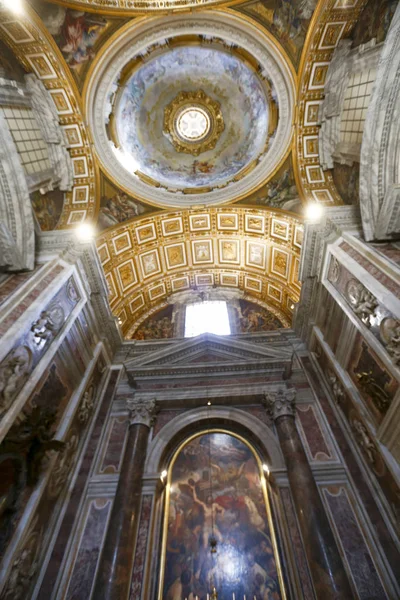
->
<box><xmin>265</xmin><ymin>389</ymin><xmax>353</xmax><ymax>599</ymax></box>
<box><xmin>92</xmin><ymin>398</ymin><xmax>157</xmax><ymax>600</ymax></box>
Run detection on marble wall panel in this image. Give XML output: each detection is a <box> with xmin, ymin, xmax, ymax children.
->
<box><xmin>0</xmin><ymin>263</ymin><xmax>65</xmax><ymax>336</ymax></box>
<box><xmin>347</xmin><ymin>333</ymin><xmax>398</xmax><ymax>425</ymax></box>
<box><xmin>129</xmin><ymin>495</ymin><xmax>153</xmax><ymax>600</ymax></box>
<box><xmin>316</xmin><ymin>344</ymin><xmax>400</xmax><ymax>530</ymax></box>
<box><xmin>65</xmin><ymin>498</ymin><xmax>112</xmax><ymax>600</ymax></box>
<box><xmin>279</xmin><ymin>487</ymin><xmax>315</xmax><ymax>600</ymax></box>
<box><xmin>36</xmin><ymin>368</ymin><xmax>119</xmax><ymax>600</ymax></box>
<box><xmin>339</xmin><ymin>241</ymin><xmax>400</xmax><ymax>297</ymax></box>
<box><xmin>98</xmin><ymin>416</ymin><xmax>128</xmax><ymax>474</ymax></box>
<box><xmin>152</xmin><ymin>409</ymin><xmax>186</xmax><ymax>438</ymax></box>
<box><xmin>0</xmin><ymin>274</ymin><xmax>80</xmax><ymax>424</ymax></box>
<box><xmin>296</xmin><ymin>404</ymin><xmax>335</xmax><ymax>462</ymax></box>
<box><xmin>322</xmin><ymin>485</ymin><xmax>388</xmax><ymax>599</ymax></box>
<box><xmin>300</xmin><ymin>355</ymin><xmax>400</xmax><ymax>585</ymax></box>
<box><xmin>370</xmin><ymin>242</ymin><xmax>400</xmax><ymax>268</ymax></box>
<box><xmin>0</xmin><ymin>355</ymin><xmax>109</xmax><ymax>600</ymax></box>
<box><xmin>0</xmin><ymin>265</ymin><xmax>43</xmax><ymax>307</ymax></box>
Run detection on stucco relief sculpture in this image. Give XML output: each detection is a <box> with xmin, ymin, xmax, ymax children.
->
<box><xmin>48</xmin><ymin>433</ymin><xmax>78</xmax><ymax>498</ymax></box>
<box><xmin>380</xmin><ymin>317</ymin><xmax>400</xmax><ymax>365</ymax></box>
<box><xmin>345</xmin><ymin>279</ymin><xmax>378</xmax><ymax>327</ymax></box>
<box><xmin>1</xmin><ymin>514</ymin><xmax>43</xmax><ymax>600</ymax></box>
<box><xmin>77</xmin><ymin>385</ymin><xmax>95</xmax><ymax>424</ymax></box>
<box><xmin>327</xmin><ymin>371</ymin><xmax>346</xmax><ymax>405</ymax></box>
<box><xmin>355</xmin><ymin>370</ymin><xmax>391</xmax><ymax>413</ymax></box>
<box><xmin>0</xmin><ymin>346</ymin><xmax>32</xmax><ymax>417</ymax></box>
<box><xmin>30</xmin><ymin>304</ymin><xmax>65</xmax><ymax>346</ymax></box>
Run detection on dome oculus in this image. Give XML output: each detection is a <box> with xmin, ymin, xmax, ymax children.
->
<box><xmin>164</xmin><ymin>89</ymin><xmax>224</xmax><ymax>156</ymax></box>
<box><xmin>177</xmin><ymin>107</ymin><xmax>210</xmax><ymax>141</ymax></box>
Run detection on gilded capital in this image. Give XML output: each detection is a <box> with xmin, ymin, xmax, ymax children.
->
<box><xmin>264</xmin><ymin>388</ymin><xmax>296</xmax><ymax>420</ymax></box>
<box><xmin>126</xmin><ymin>398</ymin><xmax>157</xmax><ymax>427</ymax></box>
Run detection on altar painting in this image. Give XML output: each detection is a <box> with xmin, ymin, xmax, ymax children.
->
<box><xmin>161</xmin><ymin>432</ymin><xmax>284</xmax><ymax>600</ymax></box>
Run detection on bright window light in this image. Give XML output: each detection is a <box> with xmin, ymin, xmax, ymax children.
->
<box><xmin>184</xmin><ymin>301</ymin><xmax>231</xmax><ymax>338</ymax></box>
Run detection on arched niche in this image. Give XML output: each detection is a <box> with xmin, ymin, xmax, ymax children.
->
<box><xmin>143</xmin><ymin>407</ymin><xmax>288</xmax><ymax>600</ymax></box>
<box><xmin>156</xmin><ymin>428</ymin><xmax>287</xmax><ymax>600</ymax></box>
<box><xmin>145</xmin><ymin>406</ymin><xmax>285</xmax><ymax>475</ymax></box>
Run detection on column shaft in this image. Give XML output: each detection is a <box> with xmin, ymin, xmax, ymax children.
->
<box><xmin>92</xmin><ymin>422</ymin><xmax>149</xmax><ymax>600</ymax></box>
<box><xmin>276</xmin><ymin>415</ymin><xmax>353</xmax><ymax>599</ymax></box>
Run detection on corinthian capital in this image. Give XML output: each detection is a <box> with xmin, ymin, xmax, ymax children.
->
<box><xmin>126</xmin><ymin>398</ymin><xmax>157</xmax><ymax>427</ymax></box>
<box><xmin>264</xmin><ymin>388</ymin><xmax>296</xmax><ymax>420</ymax></box>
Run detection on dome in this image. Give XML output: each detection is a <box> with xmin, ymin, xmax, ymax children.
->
<box><xmin>114</xmin><ymin>45</ymin><xmax>271</xmax><ymax>191</ymax></box>
<box><xmin>86</xmin><ymin>11</ymin><xmax>296</xmax><ymax>208</ymax></box>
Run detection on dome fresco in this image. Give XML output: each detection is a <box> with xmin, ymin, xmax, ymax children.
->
<box><xmin>114</xmin><ymin>46</ymin><xmax>272</xmax><ymax>191</ymax></box>
<box><xmin>86</xmin><ymin>13</ymin><xmax>296</xmax><ymax>208</ymax></box>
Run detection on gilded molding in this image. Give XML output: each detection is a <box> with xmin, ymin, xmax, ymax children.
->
<box><xmin>0</xmin><ymin>6</ymin><xmax>98</xmax><ymax>228</ymax></box>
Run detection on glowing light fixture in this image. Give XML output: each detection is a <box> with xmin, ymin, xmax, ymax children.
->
<box><xmin>1</xmin><ymin>0</ymin><xmax>23</xmax><ymax>13</ymax></box>
<box><xmin>304</xmin><ymin>202</ymin><xmax>324</xmax><ymax>221</ymax></box>
<box><xmin>75</xmin><ymin>222</ymin><xmax>95</xmax><ymax>241</ymax></box>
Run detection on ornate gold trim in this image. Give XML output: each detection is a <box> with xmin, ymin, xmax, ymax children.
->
<box><xmin>163</xmin><ymin>90</ymin><xmax>224</xmax><ymax>156</ymax></box>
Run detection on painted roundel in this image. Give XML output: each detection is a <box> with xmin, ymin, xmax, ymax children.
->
<box><xmin>87</xmin><ymin>12</ymin><xmax>296</xmax><ymax>207</ymax></box>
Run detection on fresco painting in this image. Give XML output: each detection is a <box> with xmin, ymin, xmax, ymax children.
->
<box><xmin>351</xmin><ymin>0</ymin><xmax>398</xmax><ymax>47</ymax></box>
<box><xmin>33</xmin><ymin>3</ymin><xmax>107</xmax><ymax>69</ymax></box>
<box><xmin>239</xmin><ymin>158</ymin><xmax>299</xmax><ymax>210</ymax></box>
<box><xmin>161</xmin><ymin>432</ymin><xmax>282</xmax><ymax>600</ymax></box>
<box><xmin>332</xmin><ymin>163</ymin><xmax>360</xmax><ymax>206</ymax></box>
<box><xmin>239</xmin><ymin>0</ymin><xmax>318</xmax><ymax>67</ymax></box>
<box><xmin>132</xmin><ymin>306</ymin><xmax>174</xmax><ymax>340</ymax></box>
<box><xmin>30</xmin><ymin>189</ymin><xmax>64</xmax><ymax>231</ymax></box>
<box><xmin>237</xmin><ymin>300</ymin><xmax>283</xmax><ymax>333</ymax></box>
<box><xmin>98</xmin><ymin>175</ymin><xmax>153</xmax><ymax>231</ymax></box>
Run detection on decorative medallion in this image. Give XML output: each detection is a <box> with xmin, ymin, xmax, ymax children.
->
<box><xmin>163</xmin><ymin>90</ymin><xmax>224</xmax><ymax>156</ymax></box>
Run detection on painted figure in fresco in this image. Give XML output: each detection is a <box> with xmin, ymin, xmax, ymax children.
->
<box><xmin>31</xmin><ymin>190</ymin><xmax>64</xmax><ymax>231</ymax></box>
<box><xmin>133</xmin><ymin>308</ymin><xmax>174</xmax><ymax>341</ymax></box>
<box><xmin>162</xmin><ymin>433</ymin><xmax>282</xmax><ymax>600</ymax></box>
<box><xmin>239</xmin><ymin>302</ymin><xmax>283</xmax><ymax>333</ymax></box>
<box><xmin>261</xmin><ymin>0</ymin><xmax>317</xmax><ymax>45</ymax></box>
<box><xmin>37</xmin><ymin>5</ymin><xmax>106</xmax><ymax>68</ymax></box>
<box><xmin>98</xmin><ymin>191</ymin><xmax>146</xmax><ymax>229</ymax></box>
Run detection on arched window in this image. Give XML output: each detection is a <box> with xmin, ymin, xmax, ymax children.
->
<box><xmin>159</xmin><ymin>430</ymin><xmax>286</xmax><ymax>600</ymax></box>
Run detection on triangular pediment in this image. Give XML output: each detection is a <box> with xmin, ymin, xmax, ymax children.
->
<box><xmin>124</xmin><ymin>333</ymin><xmax>292</xmax><ymax>370</ymax></box>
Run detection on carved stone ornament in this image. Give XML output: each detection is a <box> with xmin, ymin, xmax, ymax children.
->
<box><xmin>264</xmin><ymin>388</ymin><xmax>296</xmax><ymax>420</ymax></box>
<box><xmin>380</xmin><ymin>317</ymin><xmax>400</xmax><ymax>366</ymax></box>
<box><xmin>30</xmin><ymin>303</ymin><xmax>65</xmax><ymax>346</ymax></box>
<box><xmin>2</xmin><ymin>515</ymin><xmax>42</xmax><ymax>600</ymax></box>
<box><xmin>77</xmin><ymin>384</ymin><xmax>95</xmax><ymax>425</ymax></box>
<box><xmin>327</xmin><ymin>370</ymin><xmax>345</xmax><ymax>405</ymax></box>
<box><xmin>126</xmin><ymin>397</ymin><xmax>157</xmax><ymax>427</ymax></box>
<box><xmin>48</xmin><ymin>433</ymin><xmax>78</xmax><ymax>498</ymax></box>
<box><xmin>329</xmin><ymin>257</ymin><xmax>341</xmax><ymax>283</ymax></box>
<box><xmin>0</xmin><ymin>346</ymin><xmax>33</xmax><ymax>418</ymax></box>
<box><xmin>345</xmin><ymin>279</ymin><xmax>378</xmax><ymax>327</ymax></box>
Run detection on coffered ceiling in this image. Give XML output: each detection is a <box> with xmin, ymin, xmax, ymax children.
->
<box><xmin>97</xmin><ymin>206</ymin><xmax>303</xmax><ymax>337</ymax></box>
